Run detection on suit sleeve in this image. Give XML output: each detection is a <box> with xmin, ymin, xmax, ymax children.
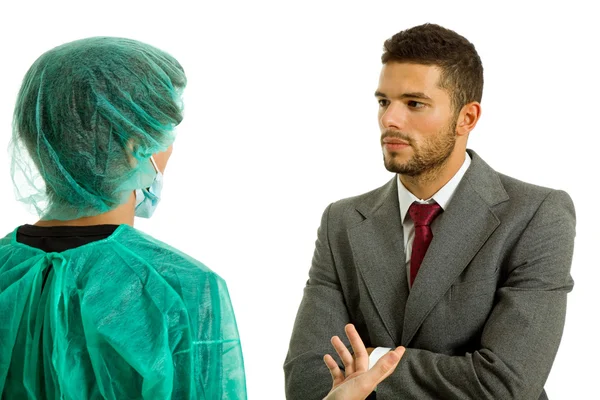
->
<box><xmin>376</xmin><ymin>189</ymin><xmax>576</xmax><ymax>399</ymax></box>
<box><xmin>284</xmin><ymin>204</ymin><xmax>353</xmax><ymax>400</ymax></box>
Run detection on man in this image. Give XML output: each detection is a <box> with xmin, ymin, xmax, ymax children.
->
<box><xmin>284</xmin><ymin>23</ymin><xmax>575</xmax><ymax>399</ymax></box>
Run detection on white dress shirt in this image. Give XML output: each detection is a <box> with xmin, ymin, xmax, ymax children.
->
<box><xmin>368</xmin><ymin>152</ymin><xmax>471</xmax><ymax>370</ymax></box>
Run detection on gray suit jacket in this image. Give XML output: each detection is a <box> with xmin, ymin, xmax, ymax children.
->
<box><xmin>284</xmin><ymin>150</ymin><xmax>576</xmax><ymax>400</ymax></box>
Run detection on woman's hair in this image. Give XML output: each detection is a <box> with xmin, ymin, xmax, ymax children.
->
<box><xmin>11</xmin><ymin>37</ymin><xmax>186</xmax><ymax>220</ymax></box>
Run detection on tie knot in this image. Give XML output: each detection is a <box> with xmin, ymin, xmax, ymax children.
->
<box><xmin>408</xmin><ymin>202</ymin><xmax>443</xmax><ymax>226</ymax></box>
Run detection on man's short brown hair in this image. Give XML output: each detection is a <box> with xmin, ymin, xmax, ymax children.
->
<box><xmin>382</xmin><ymin>23</ymin><xmax>484</xmax><ymax>114</ymax></box>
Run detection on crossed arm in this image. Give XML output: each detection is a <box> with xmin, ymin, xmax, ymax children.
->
<box><xmin>285</xmin><ymin>190</ymin><xmax>576</xmax><ymax>399</ymax></box>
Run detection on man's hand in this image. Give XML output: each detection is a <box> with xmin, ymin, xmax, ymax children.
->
<box><xmin>323</xmin><ymin>324</ymin><xmax>405</xmax><ymax>400</ymax></box>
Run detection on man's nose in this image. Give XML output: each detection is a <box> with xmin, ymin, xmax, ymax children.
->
<box><xmin>380</xmin><ymin>102</ymin><xmax>406</xmax><ymax>131</ymax></box>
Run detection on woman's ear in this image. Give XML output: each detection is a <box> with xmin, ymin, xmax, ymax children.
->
<box><xmin>125</xmin><ymin>139</ymin><xmax>138</xmax><ymax>167</ymax></box>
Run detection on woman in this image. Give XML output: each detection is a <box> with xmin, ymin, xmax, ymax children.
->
<box><xmin>0</xmin><ymin>37</ymin><xmax>246</xmax><ymax>399</ymax></box>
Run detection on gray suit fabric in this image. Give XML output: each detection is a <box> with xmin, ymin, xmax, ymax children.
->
<box><xmin>284</xmin><ymin>149</ymin><xmax>576</xmax><ymax>399</ymax></box>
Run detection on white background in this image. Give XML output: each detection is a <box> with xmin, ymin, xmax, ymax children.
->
<box><xmin>1</xmin><ymin>1</ymin><xmax>598</xmax><ymax>398</ymax></box>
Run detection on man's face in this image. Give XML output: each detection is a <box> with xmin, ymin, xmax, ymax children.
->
<box><xmin>376</xmin><ymin>62</ymin><xmax>458</xmax><ymax>176</ymax></box>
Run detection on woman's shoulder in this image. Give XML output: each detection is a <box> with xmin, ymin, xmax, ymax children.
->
<box><xmin>0</xmin><ymin>228</ymin><xmax>17</xmax><ymax>248</ymax></box>
<box><xmin>117</xmin><ymin>225</ymin><xmax>226</xmax><ymax>284</ymax></box>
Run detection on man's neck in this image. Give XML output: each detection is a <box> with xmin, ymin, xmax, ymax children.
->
<box><xmin>400</xmin><ymin>149</ymin><xmax>466</xmax><ymax>200</ymax></box>
<box><xmin>35</xmin><ymin>192</ymin><xmax>136</xmax><ymax>227</ymax></box>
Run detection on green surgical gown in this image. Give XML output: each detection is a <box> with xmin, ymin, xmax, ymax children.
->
<box><xmin>0</xmin><ymin>224</ymin><xmax>247</xmax><ymax>399</ymax></box>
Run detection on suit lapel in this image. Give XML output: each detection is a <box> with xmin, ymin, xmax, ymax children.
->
<box><xmin>401</xmin><ymin>150</ymin><xmax>509</xmax><ymax>345</ymax></box>
<box><xmin>348</xmin><ymin>178</ymin><xmax>409</xmax><ymax>344</ymax></box>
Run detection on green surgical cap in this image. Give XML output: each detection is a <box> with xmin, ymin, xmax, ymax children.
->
<box><xmin>11</xmin><ymin>37</ymin><xmax>186</xmax><ymax>221</ymax></box>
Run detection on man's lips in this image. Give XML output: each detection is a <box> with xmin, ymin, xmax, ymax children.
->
<box><xmin>382</xmin><ymin>137</ymin><xmax>410</xmax><ymax>151</ymax></box>
<box><xmin>382</xmin><ymin>137</ymin><xmax>410</xmax><ymax>145</ymax></box>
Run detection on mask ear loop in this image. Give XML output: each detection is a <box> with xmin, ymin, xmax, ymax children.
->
<box><xmin>149</xmin><ymin>156</ymin><xmax>159</xmax><ymax>173</ymax></box>
<box><xmin>137</xmin><ymin>156</ymin><xmax>159</xmax><ymax>195</ymax></box>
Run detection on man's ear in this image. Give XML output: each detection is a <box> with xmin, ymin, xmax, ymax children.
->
<box><xmin>456</xmin><ymin>102</ymin><xmax>481</xmax><ymax>137</ymax></box>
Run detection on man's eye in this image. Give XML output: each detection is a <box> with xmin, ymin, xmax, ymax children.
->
<box><xmin>378</xmin><ymin>99</ymin><xmax>389</xmax><ymax>107</ymax></box>
<box><xmin>408</xmin><ymin>100</ymin><xmax>425</xmax><ymax>108</ymax></box>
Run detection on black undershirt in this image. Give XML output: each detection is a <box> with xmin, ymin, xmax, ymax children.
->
<box><xmin>16</xmin><ymin>224</ymin><xmax>119</xmax><ymax>252</ymax></box>
<box><xmin>16</xmin><ymin>224</ymin><xmax>120</xmax><ymax>293</ymax></box>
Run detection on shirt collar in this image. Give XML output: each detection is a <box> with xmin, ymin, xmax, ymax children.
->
<box><xmin>398</xmin><ymin>152</ymin><xmax>471</xmax><ymax>223</ymax></box>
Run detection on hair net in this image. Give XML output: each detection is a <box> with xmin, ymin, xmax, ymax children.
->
<box><xmin>10</xmin><ymin>37</ymin><xmax>186</xmax><ymax>221</ymax></box>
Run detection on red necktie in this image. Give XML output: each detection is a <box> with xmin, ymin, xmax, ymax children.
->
<box><xmin>408</xmin><ymin>202</ymin><xmax>443</xmax><ymax>287</ymax></box>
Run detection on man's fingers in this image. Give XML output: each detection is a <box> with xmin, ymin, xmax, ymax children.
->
<box><xmin>344</xmin><ymin>324</ymin><xmax>369</xmax><ymax>373</ymax></box>
<box><xmin>324</xmin><ymin>354</ymin><xmax>345</xmax><ymax>388</ymax></box>
<box><xmin>356</xmin><ymin>346</ymin><xmax>406</xmax><ymax>391</ymax></box>
<box><xmin>331</xmin><ymin>335</ymin><xmax>355</xmax><ymax>376</ymax></box>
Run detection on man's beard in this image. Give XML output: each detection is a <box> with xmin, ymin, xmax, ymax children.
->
<box><xmin>381</xmin><ymin>118</ymin><xmax>458</xmax><ymax>177</ymax></box>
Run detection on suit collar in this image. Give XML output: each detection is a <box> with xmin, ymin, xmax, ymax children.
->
<box><xmin>349</xmin><ymin>177</ymin><xmax>408</xmax><ymax>344</ymax></box>
<box><xmin>397</xmin><ymin>152</ymin><xmax>472</xmax><ymax>222</ymax></box>
<box><xmin>350</xmin><ymin>149</ymin><xmax>510</xmax><ymax>345</ymax></box>
<box><xmin>356</xmin><ymin>149</ymin><xmax>505</xmax><ymax>218</ymax></box>
<box><xmin>403</xmin><ymin>149</ymin><xmax>509</xmax><ymax>344</ymax></box>
<box><xmin>462</xmin><ymin>149</ymin><xmax>510</xmax><ymax>207</ymax></box>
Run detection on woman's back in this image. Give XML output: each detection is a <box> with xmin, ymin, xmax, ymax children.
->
<box><xmin>0</xmin><ymin>225</ymin><xmax>246</xmax><ymax>399</ymax></box>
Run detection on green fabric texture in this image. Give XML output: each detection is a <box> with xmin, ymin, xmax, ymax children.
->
<box><xmin>0</xmin><ymin>225</ymin><xmax>247</xmax><ymax>399</ymax></box>
<box><xmin>11</xmin><ymin>37</ymin><xmax>186</xmax><ymax>221</ymax></box>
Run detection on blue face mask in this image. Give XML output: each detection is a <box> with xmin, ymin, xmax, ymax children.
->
<box><xmin>134</xmin><ymin>156</ymin><xmax>163</xmax><ymax>218</ymax></box>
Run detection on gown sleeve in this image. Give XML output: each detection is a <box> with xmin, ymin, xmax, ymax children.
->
<box><xmin>85</xmin><ymin>235</ymin><xmax>249</xmax><ymax>400</ymax></box>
